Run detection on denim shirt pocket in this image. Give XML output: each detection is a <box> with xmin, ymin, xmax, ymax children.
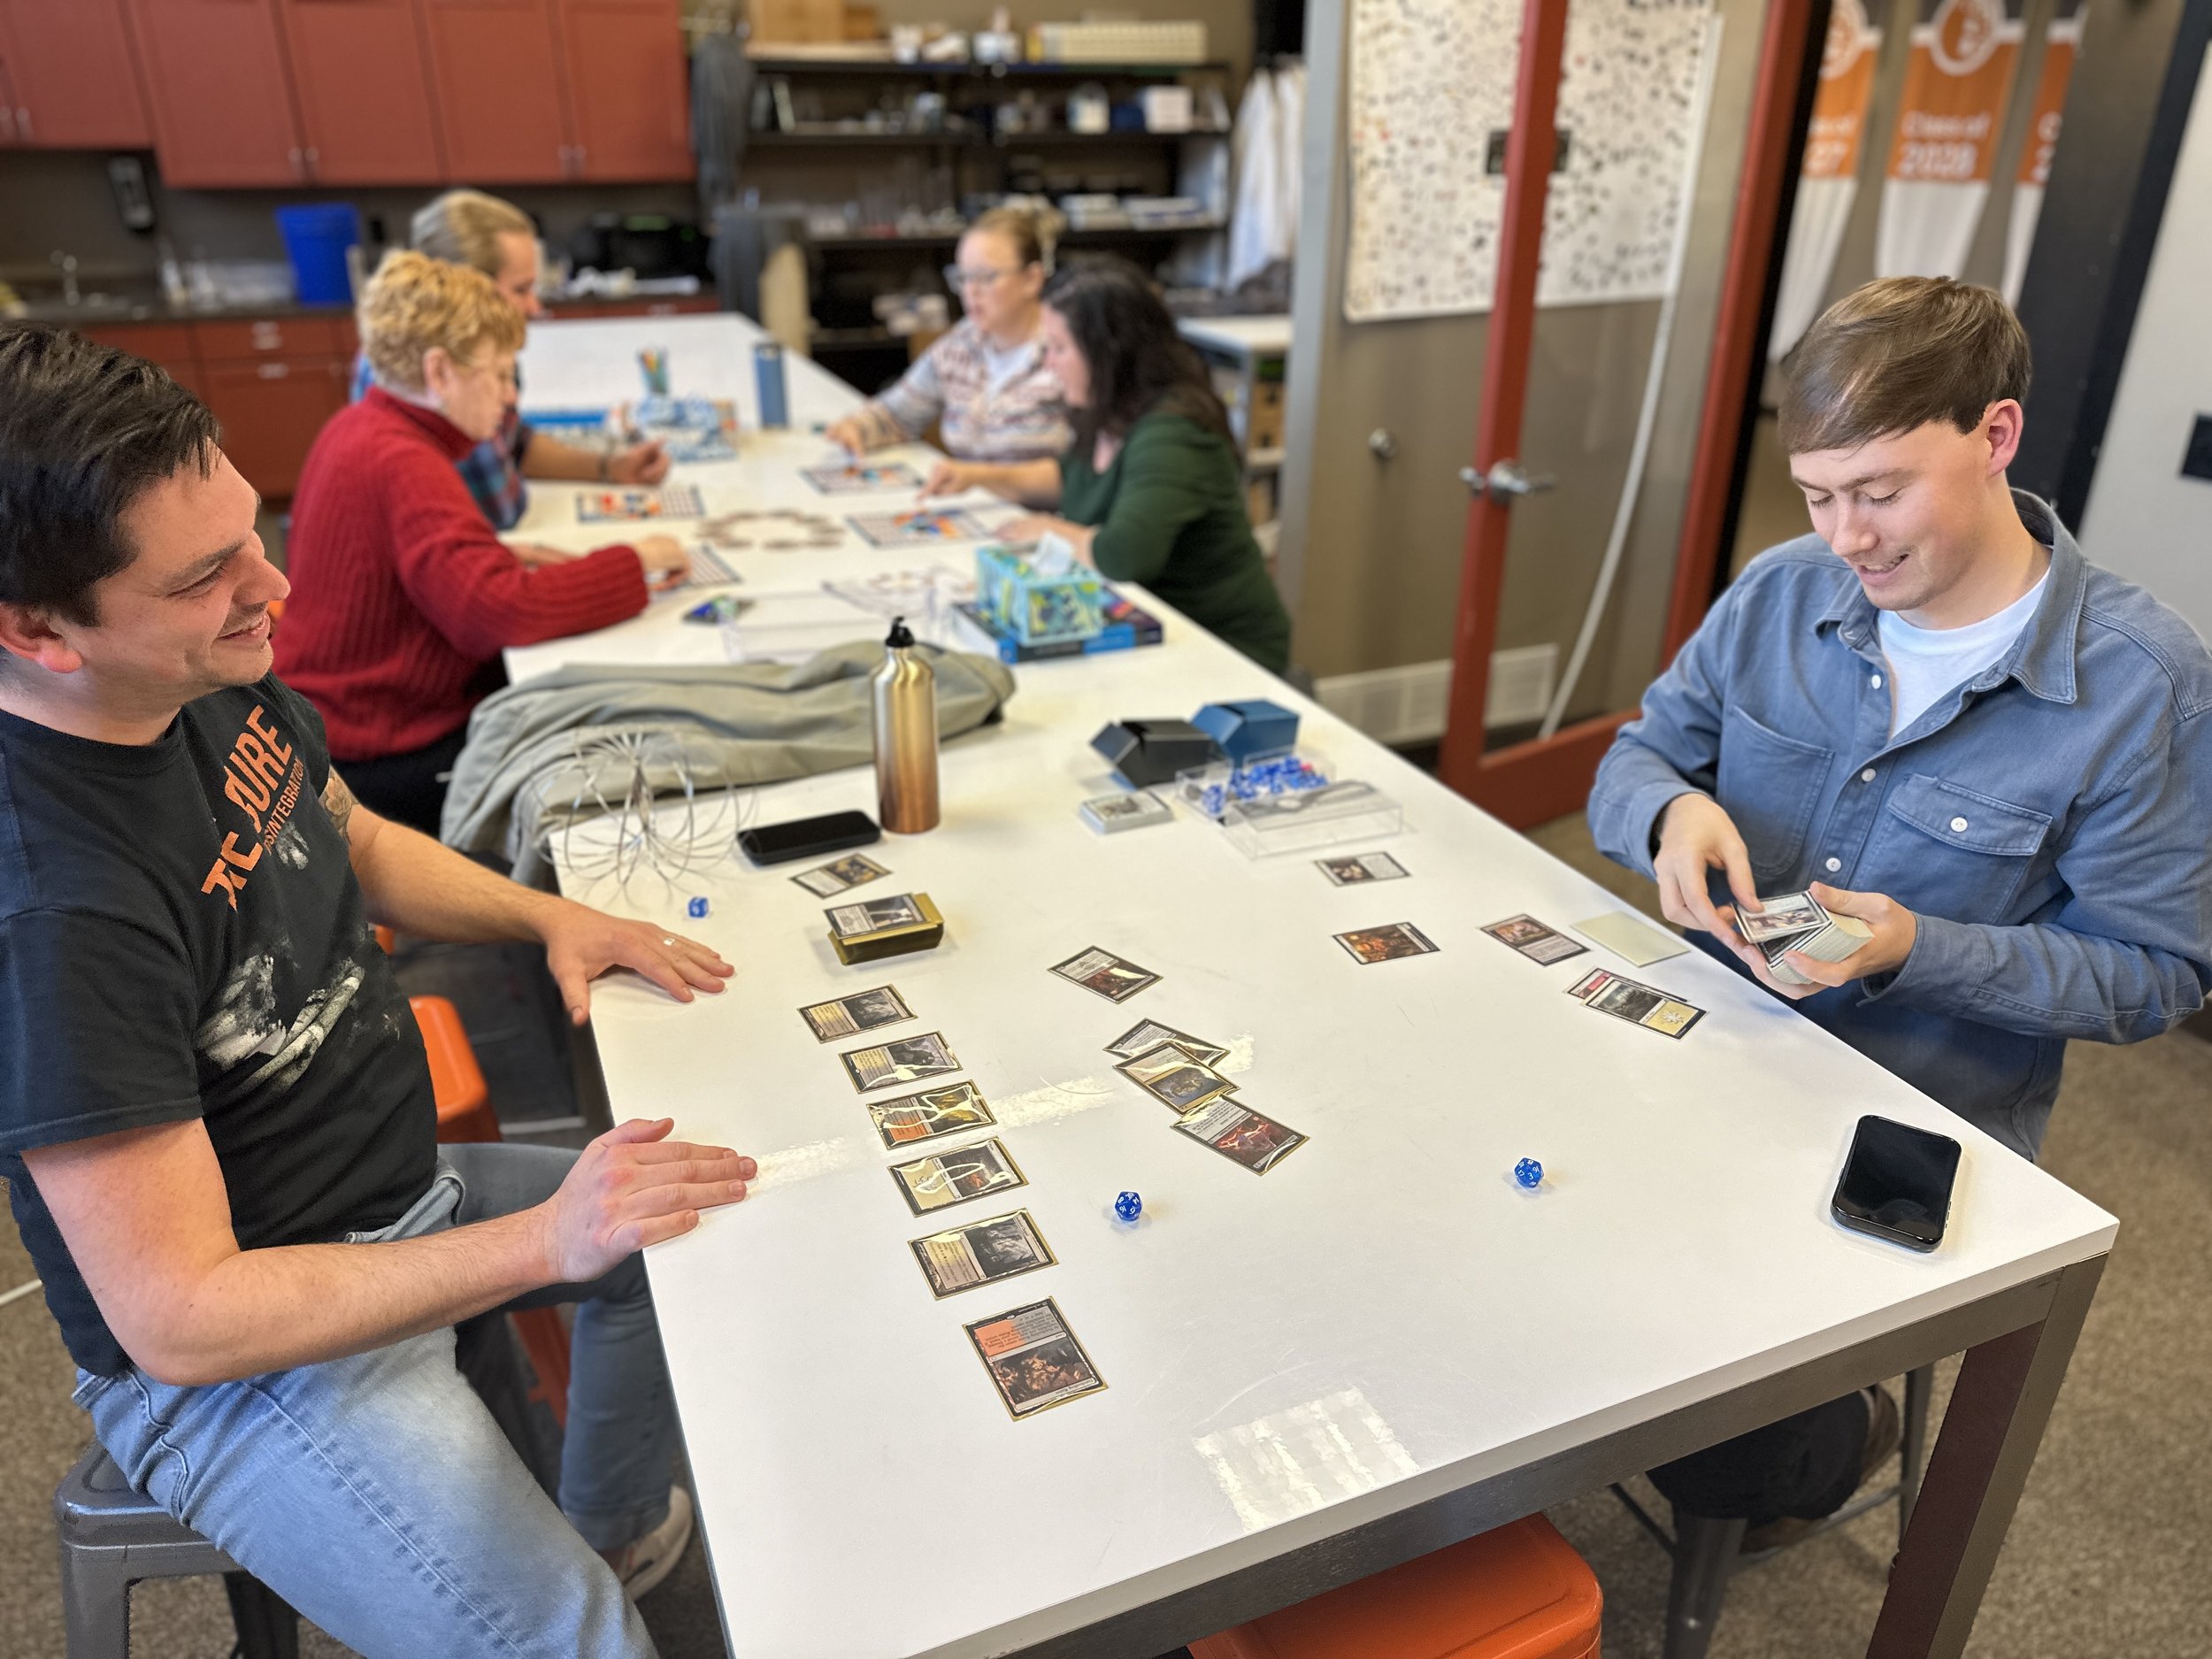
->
<box><xmin>1873</xmin><ymin>773</ymin><xmax>2054</xmax><ymax>918</ymax></box>
<box><xmin>1716</xmin><ymin>706</ymin><xmax>1833</xmax><ymax>887</ymax></box>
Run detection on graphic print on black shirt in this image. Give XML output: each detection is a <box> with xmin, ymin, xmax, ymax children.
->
<box><xmin>0</xmin><ymin>675</ymin><xmax>436</xmax><ymax>1375</ymax></box>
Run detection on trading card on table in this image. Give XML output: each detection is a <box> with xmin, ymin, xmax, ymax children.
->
<box><xmin>840</xmin><ymin>1031</ymin><xmax>961</xmax><ymax>1093</ymax></box>
<box><xmin>868</xmin><ymin>1080</ymin><xmax>995</xmax><ymax>1148</ymax></box>
<box><xmin>964</xmin><ymin>1298</ymin><xmax>1105</xmax><ymax>1418</ymax></box>
<box><xmin>1172</xmin><ymin>1097</ymin><xmax>1308</xmax><ymax>1174</ymax></box>
<box><xmin>846</xmin><ymin>508</ymin><xmax>998</xmax><ymax>549</ymax></box>
<box><xmin>1479</xmin><ymin>913</ymin><xmax>1588</xmax><ymax>966</ymax></box>
<box><xmin>1735</xmin><ymin>889</ymin><xmax>1830</xmax><ymax>946</ymax></box>
<box><xmin>1583</xmin><ymin>973</ymin><xmax>1706</xmax><ymax>1039</ymax></box>
<box><xmin>1079</xmin><ymin>790</ymin><xmax>1172</xmax><ymax>834</ymax></box>
<box><xmin>798</xmin><ymin>984</ymin><xmax>914</xmax><ymax>1043</ymax></box>
<box><xmin>889</xmin><ymin>1136</ymin><xmax>1025</xmax><ymax>1217</ymax></box>
<box><xmin>826</xmin><ymin>893</ymin><xmax>926</xmax><ymax>938</ymax></box>
<box><xmin>1316</xmin><ymin>851</ymin><xmax>1409</xmax><ymax>886</ymax></box>
<box><xmin>791</xmin><ymin>853</ymin><xmax>890</xmax><ymax>897</ymax></box>
<box><xmin>1571</xmin><ymin>910</ymin><xmax>1690</xmax><ymax>967</ymax></box>
<box><xmin>576</xmin><ymin>482</ymin><xmax>706</xmax><ymax>523</ymax></box>
<box><xmin>1115</xmin><ymin>1043</ymin><xmax>1238</xmax><ymax>1112</ymax></box>
<box><xmin>1048</xmin><ymin>946</ymin><xmax>1161</xmax><ymax>1002</ymax></box>
<box><xmin>1566</xmin><ymin>967</ymin><xmax>1617</xmax><ymax>1002</ymax></box>
<box><xmin>801</xmin><ymin>459</ymin><xmax>923</xmax><ymax>495</ymax></box>
<box><xmin>1103</xmin><ymin>1019</ymin><xmax>1227</xmax><ymax>1065</ymax></box>
<box><xmin>1333</xmin><ymin>922</ymin><xmax>1440</xmax><ymax>965</ymax></box>
<box><xmin>910</xmin><ymin>1208</ymin><xmax>1056</xmax><ymax>1298</ymax></box>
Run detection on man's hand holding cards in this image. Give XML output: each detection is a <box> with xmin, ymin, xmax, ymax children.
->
<box><xmin>1729</xmin><ymin>882</ymin><xmax>1917</xmax><ymax>998</ymax></box>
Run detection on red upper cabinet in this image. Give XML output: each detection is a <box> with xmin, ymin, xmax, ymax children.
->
<box><xmin>420</xmin><ymin>0</ymin><xmax>568</xmax><ymax>183</ymax></box>
<box><xmin>554</xmin><ymin>0</ymin><xmax>690</xmax><ymax>181</ymax></box>
<box><xmin>276</xmin><ymin>0</ymin><xmax>444</xmax><ymax>183</ymax></box>
<box><xmin>2</xmin><ymin>0</ymin><xmax>156</xmax><ymax>149</ymax></box>
<box><xmin>127</xmin><ymin>0</ymin><xmax>307</xmax><ymax>186</ymax></box>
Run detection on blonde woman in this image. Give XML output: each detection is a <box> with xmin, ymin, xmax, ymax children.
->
<box><xmin>826</xmin><ymin>205</ymin><xmax>1070</xmax><ymax>463</ymax></box>
<box><xmin>357</xmin><ymin>189</ymin><xmax>671</xmax><ymax>531</ymax></box>
<box><xmin>280</xmin><ymin>251</ymin><xmax>688</xmax><ymax>833</ymax></box>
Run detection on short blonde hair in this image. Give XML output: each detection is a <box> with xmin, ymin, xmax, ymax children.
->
<box><xmin>410</xmin><ymin>189</ymin><xmax>536</xmax><ymax>277</ymax></box>
<box><xmin>358</xmin><ymin>250</ymin><xmax>526</xmax><ymax>393</ymax></box>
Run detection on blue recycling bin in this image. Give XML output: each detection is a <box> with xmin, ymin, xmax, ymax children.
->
<box><xmin>275</xmin><ymin>204</ymin><xmax>360</xmax><ymax>306</ymax></box>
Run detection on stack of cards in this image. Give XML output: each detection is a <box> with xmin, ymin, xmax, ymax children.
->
<box><xmin>1099</xmin><ymin>1019</ymin><xmax>1308</xmax><ymax>1175</ymax></box>
<box><xmin>1567</xmin><ymin>967</ymin><xmax>1705</xmax><ymax>1038</ymax></box>
<box><xmin>1049</xmin><ymin>947</ymin><xmax>1160</xmax><ymax>1002</ymax></box>
<box><xmin>1738</xmin><ymin>890</ymin><xmax>1873</xmax><ymax>987</ymax></box>
<box><xmin>1481</xmin><ymin>914</ymin><xmax>1587</xmax><ymax>965</ymax></box>
<box><xmin>826</xmin><ymin>893</ymin><xmax>944</xmax><ymax>964</ymax></box>
<box><xmin>1080</xmin><ymin>791</ymin><xmax>1172</xmax><ymax>834</ymax></box>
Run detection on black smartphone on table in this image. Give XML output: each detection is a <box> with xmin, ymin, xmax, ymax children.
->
<box><xmin>737</xmin><ymin>810</ymin><xmax>880</xmax><ymax>866</ymax></box>
<box><xmin>1832</xmin><ymin>1115</ymin><xmax>1962</xmax><ymax>1252</ymax></box>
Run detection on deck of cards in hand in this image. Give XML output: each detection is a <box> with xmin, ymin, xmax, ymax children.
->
<box><xmin>1738</xmin><ymin>889</ymin><xmax>1872</xmax><ymax>987</ymax></box>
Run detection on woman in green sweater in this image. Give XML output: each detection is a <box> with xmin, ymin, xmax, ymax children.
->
<box><xmin>925</xmin><ymin>257</ymin><xmax>1292</xmax><ymax>672</ymax></box>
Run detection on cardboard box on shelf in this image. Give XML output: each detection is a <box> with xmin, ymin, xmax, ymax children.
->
<box><xmin>754</xmin><ymin>0</ymin><xmax>844</xmax><ymax>45</ymax></box>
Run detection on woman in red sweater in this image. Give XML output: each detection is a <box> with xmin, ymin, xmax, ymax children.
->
<box><xmin>275</xmin><ymin>251</ymin><xmax>689</xmax><ymax>834</ymax></box>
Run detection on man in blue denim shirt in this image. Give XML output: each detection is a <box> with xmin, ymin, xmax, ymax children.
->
<box><xmin>1592</xmin><ymin>277</ymin><xmax>2212</xmax><ymax>1545</ymax></box>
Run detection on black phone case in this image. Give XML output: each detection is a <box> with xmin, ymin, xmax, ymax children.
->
<box><xmin>738</xmin><ymin>812</ymin><xmax>880</xmax><ymax>866</ymax></box>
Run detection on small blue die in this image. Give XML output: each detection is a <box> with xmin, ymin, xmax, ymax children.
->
<box><xmin>1514</xmin><ymin>1157</ymin><xmax>1544</xmax><ymax>1190</ymax></box>
<box><xmin>1114</xmin><ymin>1190</ymin><xmax>1142</xmax><ymax>1223</ymax></box>
<box><xmin>686</xmin><ymin>897</ymin><xmax>710</xmax><ymax>919</ymax></box>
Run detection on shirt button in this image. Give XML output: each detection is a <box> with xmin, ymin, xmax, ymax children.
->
<box><xmin>1950</xmin><ymin>816</ymin><xmax>1970</xmax><ymax>833</ymax></box>
<box><xmin>1860</xmin><ymin>768</ymin><xmax>1877</xmax><ymax>783</ymax></box>
<box><xmin>1870</xmin><ymin>673</ymin><xmax>1884</xmax><ymax>689</ymax></box>
<box><xmin>1824</xmin><ymin>856</ymin><xmax>1841</xmax><ymax>872</ymax></box>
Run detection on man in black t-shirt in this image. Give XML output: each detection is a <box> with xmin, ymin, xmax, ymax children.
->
<box><xmin>0</xmin><ymin>326</ymin><xmax>750</xmax><ymax>1657</ymax></box>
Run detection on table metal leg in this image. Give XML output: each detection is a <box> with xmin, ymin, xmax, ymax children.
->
<box><xmin>1866</xmin><ymin>1254</ymin><xmax>2105</xmax><ymax>1659</ymax></box>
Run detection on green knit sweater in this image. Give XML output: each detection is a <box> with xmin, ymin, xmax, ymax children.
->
<box><xmin>1059</xmin><ymin>411</ymin><xmax>1292</xmax><ymax>672</ymax></box>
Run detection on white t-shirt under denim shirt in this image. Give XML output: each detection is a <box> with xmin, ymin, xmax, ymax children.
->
<box><xmin>1878</xmin><ymin>571</ymin><xmax>2049</xmax><ymax>738</ymax></box>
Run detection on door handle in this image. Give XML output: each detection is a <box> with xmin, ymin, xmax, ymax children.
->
<box><xmin>1458</xmin><ymin>459</ymin><xmax>1555</xmax><ymax>500</ymax></box>
<box><xmin>1368</xmin><ymin>428</ymin><xmax>1397</xmax><ymax>461</ymax></box>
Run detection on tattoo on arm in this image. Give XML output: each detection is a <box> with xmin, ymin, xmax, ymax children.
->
<box><xmin>321</xmin><ymin>771</ymin><xmax>358</xmax><ymax>842</ymax></box>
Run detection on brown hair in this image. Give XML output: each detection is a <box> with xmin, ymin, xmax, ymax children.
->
<box><xmin>358</xmin><ymin>250</ymin><xmax>526</xmax><ymax>393</ymax></box>
<box><xmin>409</xmin><ymin>188</ymin><xmax>536</xmax><ymax>277</ymax></box>
<box><xmin>966</xmin><ymin>204</ymin><xmax>1064</xmax><ymax>272</ymax></box>
<box><xmin>1779</xmin><ymin>277</ymin><xmax>2032</xmax><ymax>455</ymax></box>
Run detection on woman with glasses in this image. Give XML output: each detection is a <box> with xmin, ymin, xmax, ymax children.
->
<box><xmin>277</xmin><ymin>253</ymin><xmax>690</xmax><ymax>834</ymax></box>
<box><xmin>923</xmin><ymin>255</ymin><xmax>1291</xmax><ymax>672</ymax></box>
<box><xmin>825</xmin><ymin>206</ymin><xmax>1070</xmax><ymax>464</ymax></box>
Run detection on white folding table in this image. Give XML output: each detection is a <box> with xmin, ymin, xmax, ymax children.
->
<box><xmin>503</xmin><ymin>313</ymin><xmax>2113</xmax><ymax>1659</ymax></box>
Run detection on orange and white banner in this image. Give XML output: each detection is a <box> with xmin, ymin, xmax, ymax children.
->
<box><xmin>1770</xmin><ymin>0</ymin><xmax>1886</xmax><ymax>359</ymax></box>
<box><xmin>2002</xmin><ymin>1</ymin><xmax>2086</xmax><ymax>303</ymax></box>
<box><xmin>1875</xmin><ymin>0</ymin><xmax>2025</xmax><ymax>279</ymax></box>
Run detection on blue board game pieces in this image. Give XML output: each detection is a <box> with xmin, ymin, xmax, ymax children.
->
<box><xmin>1514</xmin><ymin>1157</ymin><xmax>1544</xmax><ymax>1189</ymax></box>
<box><xmin>1114</xmin><ymin>1190</ymin><xmax>1142</xmax><ymax>1223</ymax></box>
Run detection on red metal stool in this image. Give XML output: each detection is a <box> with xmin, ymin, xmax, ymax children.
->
<box><xmin>1191</xmin><ymin>1515</ymin><xmax>1601</xmax><ymax>1659</ymax></box>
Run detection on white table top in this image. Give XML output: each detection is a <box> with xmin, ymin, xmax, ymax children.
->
<box><xmin>507</xmin><ymin>315</ymin><xmax>2116</xmax><ymax>1659</ymax></box>
<box><xmin>1177</xmin><ymin>314</ymin><xmax>1293</xmax><ymax>360</ymax></box>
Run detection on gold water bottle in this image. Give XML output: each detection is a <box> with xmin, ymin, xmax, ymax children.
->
<box><xmin>873</xmin><ymin>617</ymin><xmax>940</xmax><ymax>833</ymax></box>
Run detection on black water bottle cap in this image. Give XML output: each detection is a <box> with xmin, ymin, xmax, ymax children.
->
<box><xmin>886</xmin><ymin>616</ymin><xmax>916</xmax><ymax>648</ymax></box>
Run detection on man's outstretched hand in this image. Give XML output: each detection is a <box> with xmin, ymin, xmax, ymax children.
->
<box><xmin>536</xmin><ymin>1118</ymin><xmax>757</xmax><ymax>1282</ymax></box>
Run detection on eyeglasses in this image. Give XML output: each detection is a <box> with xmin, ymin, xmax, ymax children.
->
<box><xmin>943</xmin><ymin>265</ymin><xmax>1018</xmax><ymax>291</ymax></box>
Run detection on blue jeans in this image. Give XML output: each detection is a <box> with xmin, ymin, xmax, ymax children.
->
<box><xmin>73</xmin><ymin>1143</ymin><xmax>678</xmax><ymax>1659</ymax></box>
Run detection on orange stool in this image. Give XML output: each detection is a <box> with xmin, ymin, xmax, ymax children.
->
<box><xmin>1191</xmin><ymin>1515</ymin><xmax>1601</xmax><ymax>1659</ymax></box>
<box><xmin>402</xmin><ymin>979</ymin><xmax>575</xmax><ymax>1428</ymax></box>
